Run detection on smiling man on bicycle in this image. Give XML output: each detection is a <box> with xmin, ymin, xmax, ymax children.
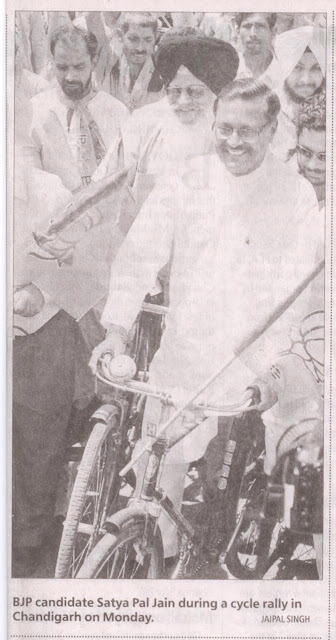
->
<box><xmin>90</xmin><ymin>78</ymin><xmax>322</xmax><ymax>561</ymax></box>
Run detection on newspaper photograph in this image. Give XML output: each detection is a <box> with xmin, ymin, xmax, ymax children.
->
<box><xmin>7</xmin><ymin>1</ymin><xmax>336</xmax><ymax>639</ymax></box>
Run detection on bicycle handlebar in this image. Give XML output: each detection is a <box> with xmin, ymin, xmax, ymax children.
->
<box><xmin>96</xmin><ymin>370</ymin><xmax>253</xmax><ymax>416</ymax></box>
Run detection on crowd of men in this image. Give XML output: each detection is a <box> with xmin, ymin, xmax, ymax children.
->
<box><xmin>13</xmin><ymin>11</ymin><xmax>326</xmax><ymax>578</ymax></box>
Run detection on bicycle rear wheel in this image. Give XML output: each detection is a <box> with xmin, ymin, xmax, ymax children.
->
<box><xmin>55</xmin><ymin>416</ymin><xmax>121</xmax><ymax>578</ymax></box>
<box><xmin>76</xmin><ymin>516</ymin><xmax>164</xmax><ymax>579</ymax></box>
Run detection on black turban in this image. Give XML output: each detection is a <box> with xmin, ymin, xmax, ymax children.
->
<box><xmin>155</xmin><ymin>32</ymin><xmax>239</xmax><ymax>96</ymax></box>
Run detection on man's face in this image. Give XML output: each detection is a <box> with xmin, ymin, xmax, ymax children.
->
<box><xmin>215</xmin><ymin>97</ymin><xmax>277</xmax><ymax>176</ymax></box>
<box><xmin>53</xmin><ymin>40</ymin><xmax>94</xmax><ymax>100</ymax></box>
<box><xmin>166</xmin><ymin>66</ymin><xmax>215</xmax><ymax>126</ymax></box>
<box><xmin>285</xmin><ymin>52</ymin><xmax>324</xmax><ymax>102</ymax></box>
<box><xmin>239</xmin><ymin>13</ymin><xmax>273</xmax><ymax>57</ymax></box>
<box><xmin>120</xmin><ymin>25</ymin><xmax>156</xmax><ymax>67</ymax></box>
<box><xmin>297</xmin><ymin>127</ymin><xmax>326</xmax><ymax>187</ymax></box>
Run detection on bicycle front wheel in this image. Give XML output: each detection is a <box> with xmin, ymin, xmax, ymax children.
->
<box><xmin>55</xmin><ymin>417</ymin><xmax>121</xmax><ymax>578</ymax></box>
<box><xmin>76</xmin><ymin>517</ymin><xmax>164</xmax><ymax>579</ymax></box>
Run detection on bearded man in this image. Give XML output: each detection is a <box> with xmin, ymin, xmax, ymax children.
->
<box><xmin>29</xmin><ymin>24</ymin><xmax>128</xmax><ymax>191</ymax></box>
<box><xmin>271</xmin><ymin>25</ymin><xmax>326</xmax><ymax>161</ymax></box>
<box><xmin>95</xmin><ymin>29</ymin><xmax>239</xmax><ymax>232</ymax></box>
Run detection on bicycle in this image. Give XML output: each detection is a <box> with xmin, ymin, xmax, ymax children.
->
<box><xmin>71</xmin><ymin>268</ymin><xmax>325</xmax><ymax>580</ymax></box>
<box><xmin>75</xmin><ymin>369</ymin><xmax>257</xmax><ymax>580</ymax></box>
<box><xmin>223</xmin><ymin>418</ymin><xmax>322</xmax><ymax>580</ymax></box>
<box><xmin>55</xmin><ymin>297</ymin><xmax>167</xmax><ymax>578</ymax></box>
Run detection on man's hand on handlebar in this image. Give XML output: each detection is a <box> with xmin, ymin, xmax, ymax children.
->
<box><xmin>242</xmin><ymin>377</ymin><xmax>278</xmax><ymax>412</ymax></box>
<box><xmin>89</xmin><ymin>324</ymin><xmax>128</xmax><ymax>374</ymax></box>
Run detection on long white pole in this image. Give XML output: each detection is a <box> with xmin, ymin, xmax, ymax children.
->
<box><xmin>120</xmin><ymin>259</ymin><xmax>324</xmax><ymax>476</ymax></box>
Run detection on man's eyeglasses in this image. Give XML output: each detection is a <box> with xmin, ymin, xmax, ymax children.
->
<box><xmin>214</xmin><ymin>122</ymin><xmax>271</xmax><ymax>144</ymax></box>
<box><xmin>166</xmin><ymin>85</ymin><xmax>208</xmax><ymax>102</ymax></box>
<box><xmin>296</xmin><ymin>145</ymin><xmax>326</xmax><ymax>163</ymax></box>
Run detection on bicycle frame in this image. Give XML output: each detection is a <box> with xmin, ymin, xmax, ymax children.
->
<box><xmin>98</xmin><ymin>369</ymin><xmax>256</xmax><ymax>576</ymax></box>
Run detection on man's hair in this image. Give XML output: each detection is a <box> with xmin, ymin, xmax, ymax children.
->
<box><xmin>159</xmin><ymin>26</ymin><xmax>206</xmax><ymax>45</ymax></box>
<box><xmin>118</xmin><ymin>12</ymin><xmax>158</xmax><ymax>35</ymax></box>
<box><xmin>235</xmin><ymin>13</ymin><xmax>277</xmax><ymax>30</ymax></box>
<box><xmin>214</xmin><ymin>78</ymin><xmax>281</xmax><ymax>122</ymax></box>
<box><xmin>296</xmin><ymin>90</ymin><xmax>326</xmax><ymax>136</ymax></box>
<box><xmin>50</xmin><ymin>25</ymin><xmax>98</xmax><ymax>60</ymax></box>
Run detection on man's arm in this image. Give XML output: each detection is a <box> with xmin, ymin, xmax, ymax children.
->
<box><xmin>89</xmin><ymin>180</ymin><xmax>177</xmax><ymax>372</ymax></box>
<box><xmin>101</xmin><ymin>180</ymin><xmax>176</xmax><ymax>331</ymax></box>
<box><xmin>248</xmin><ymin>179</ymin><xmax>322</xmax><ymax>411</ymax></box>
<box><xmin>86</xmin><ymin>12</ymin><xmax>118</xmax><ymax>91</ymax></box>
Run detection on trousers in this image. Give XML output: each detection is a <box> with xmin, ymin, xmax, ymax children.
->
<box><xmin>12</xmin><ymin>312</ymin><xmax>80</xmax><ymax>554</ymax></box>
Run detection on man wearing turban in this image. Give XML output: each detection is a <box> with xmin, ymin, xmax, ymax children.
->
<box><xmin>270</xmin><ymin>26</ymin><xmax>326</xmax><ymax>161</ymax></box>
<box><xmin>93</xmin><ymin>29</ymin><xmax>239</xmax><ymax>234</ymax></box>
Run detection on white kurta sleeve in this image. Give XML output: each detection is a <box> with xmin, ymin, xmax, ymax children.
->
<box><xmin>239</xmin><ymin>174</ymin><xmax>322</xmax><ymax>378</ymax></box>
<box><xmin>100</xmin><ymin>179</ymin><xmax>177</xmax><ymax>331</ymax></box>
<box><xmin>119</xmin><ymin>108</ymin><xmax>144</xmax><ymax>170</ymax></box>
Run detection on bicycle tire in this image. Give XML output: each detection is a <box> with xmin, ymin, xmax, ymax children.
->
<box><xmin>76</xmin><ymin>516</ymin><xmax>164</xmax><ymax>579</ymax></box>
<box><xmin>55</xmin><ymin>418</ymin><xmax>121</xmax><ymax>578</ymax></box>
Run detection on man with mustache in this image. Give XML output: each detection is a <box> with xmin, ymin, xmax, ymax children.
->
<box><xmin>95</xmin><ymin>29</ymin><xmax>239</xmax><ymax>236</ymax></box>
<box><xmin>14</xmin><ymin>27</ymin><xmax>129</xmax><ymax>576</ymax></box>
<box><xmin>27</xmin><ymin>23</ymin><xmax>130</xmax><ymax>394</ymax></box>
<box><xmin>85</xmin><ymin>12</ymin><xmax>164</xmax><ymax>112</ymax></box>
<box><xmin>90</xmin><ymin>79</ymin><xmax>321</xmax><ymax>565</ymax></box>
<box><xmin>29</xmin><ymin>24</ymin><xmax>128</xmax><ymax>192</ymax></box>
<box><xmin>235</xmin><ymin>13</ymin><xmax>278</xmax><ymax>83</ymax></box>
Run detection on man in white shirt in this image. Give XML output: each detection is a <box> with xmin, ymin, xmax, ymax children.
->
<box><xmin>28</xmin><ymin>24</ymin><xmax>129</xmax><ymax>359</ymax></box>
<box><xmin>12</xmin><ymin>26</ymin><xmax>129</xmax><ymax>576</ymax></box>
<box><xmin>95</xmin><ymin>29</ymin><xmax>240</xmax><ymax>237</ymax></box>
<box><xmin>86</xmin><ymin>12</ymin><xmax>164</xmax><ymax>112</ymax></box>
<box><xmin>90</xmin><ymin>79</ymin><xmax>320</xmax><ymax>559</ymax></box>
<box><xmin>235</xmin><ymin>13</ymin><xmax>278</xmax><ymax>83</ymax></box>
<box><xmin>30</xmin><ymin>24</ymin><xmax>128</xmax><ymax>191</ymax></box>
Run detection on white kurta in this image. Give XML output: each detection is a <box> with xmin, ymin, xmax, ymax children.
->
<box><xmin>21</xmin><ymin>87</ymin><xmax>129</xmax><ymax>319</ymax></box>
<box><xmin>236</xmin><ymin>51</ymin><xmax>280</xmax><ymax>87</ymax></box>
<box><xmin>101</xmin><ymin>150</ymin><xmax>320</xmax><ymax>556</ymax></box>
<box><xmin>30</xmin><ymin>87</ymin><xmax>129</xmax><ymax>191</ymax></box>
<box><xmin>101</xmin><ymin>151</ymin><xmax>320</xmax><ymax>407</ymax></box>
<box><xmin>94</xmin><ymin>97</ymin><xmax>215</xmax><ymax>209</ymax></box>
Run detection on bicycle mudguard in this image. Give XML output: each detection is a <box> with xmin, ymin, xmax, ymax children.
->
<box><xmin>104</xmin><ymin>506</ymin><xmax>147</xmax><ymax>537</ymax></box>
<box><xmin>90</xmin><ymin>404</ymin><xmax>120</xmax><ymax>426</ymax></box>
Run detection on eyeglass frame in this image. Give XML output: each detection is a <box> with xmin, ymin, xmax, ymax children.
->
<box><xmin>296</xmin><ymin>144</ymin><xmax>326</xmax><ymax>163</ymax></box>
<box><xmin>213</xmin><ymin>120</ymin><xmax>272</xmax><ymax>144</ymax></box>
<box><xmin>166</xmin><ymin>85</ymin><xmax>208</xmax><ymax>102</ymax></box>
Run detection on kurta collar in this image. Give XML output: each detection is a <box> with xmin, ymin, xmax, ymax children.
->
<box><xmin>56</xmin><ymin>83</ymin><xmax>97</xmax><ymax>111</ymax></box>
<box><xmin>218</xmin><ymin>149</ymin><xmax>275</xmax><ymax>186</ymax></box>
